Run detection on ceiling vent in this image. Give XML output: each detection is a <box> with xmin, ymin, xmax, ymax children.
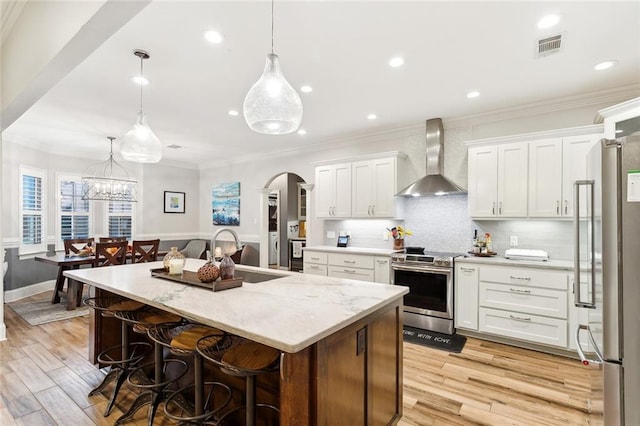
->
<box><xmin>536</xmin><ymin>34</ymin><xmax>563</xmax><ymax>57</ymax></box>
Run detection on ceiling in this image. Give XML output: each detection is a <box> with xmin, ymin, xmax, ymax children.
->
<box><xmin>3</xmin><ymin>1</ymin><xmax>640</xmax><ymax>168</ymax></box>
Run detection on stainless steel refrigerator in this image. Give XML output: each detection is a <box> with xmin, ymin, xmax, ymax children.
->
<box><xmin>574</xmin><ymin>114</ymin><xmax>640</xmax><ymax>426</ymax></box>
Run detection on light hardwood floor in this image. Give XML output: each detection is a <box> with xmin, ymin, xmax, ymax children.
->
<box><xmin>1</xmin><ymin>292</ymin><xmax>603</xmax><ymax>425</ymax></box>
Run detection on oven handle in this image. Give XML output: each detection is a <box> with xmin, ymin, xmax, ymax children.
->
<box><xmin>391</xmin><ymin>264</ymin><xmax>452</xmax><ymax>274</ymax></box>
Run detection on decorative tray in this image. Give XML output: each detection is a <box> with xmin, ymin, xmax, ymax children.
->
<box><xmin>150</xmin><ymin>268</ymin><xmax>243</xmax><ymax>292</ymax></box>
<box><xmin>467</xmin><ymin>251</ymin><xmax>497</xmax><ymax>257</ymax></box>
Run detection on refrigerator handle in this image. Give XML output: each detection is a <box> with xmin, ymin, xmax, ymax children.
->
<box><xmin>573</xmin><ymin>179</ymin><xmax>596</xmax><ymax>308</ymax></box>
<box><xmin>575</xmin><ymin>324</ymin><xmax>604</xmax><ymax>366</ymax></box>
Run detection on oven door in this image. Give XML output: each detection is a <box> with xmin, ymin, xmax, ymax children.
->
<box><xmin>392</xmin><ymin>264</ymin><xmax>453</xmax><ymax>319</ymax></box>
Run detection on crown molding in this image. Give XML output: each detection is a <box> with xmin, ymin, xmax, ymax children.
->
<box><xmin>464</xmin><ymin>124</ymin><xmax>603</xmax><ymax>147</ymax></box>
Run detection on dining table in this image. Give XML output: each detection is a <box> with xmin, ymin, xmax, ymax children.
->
<box><xmin>35</xmin><ymin>249</ymin><xmax>170</xmax><ymax>310</ymax></box>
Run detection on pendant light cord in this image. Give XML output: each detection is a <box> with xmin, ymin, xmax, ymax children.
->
<box><xmin>271</xmin><ymin>0</ymin><xmax>274</xmax><ymax>54</ymax></box>
<box><xmin>139</xmin><ymin>55</ymin><xmax>144</xmax><ymax>115</ymax></box>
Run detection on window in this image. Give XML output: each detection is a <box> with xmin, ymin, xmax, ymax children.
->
<box><xmin>107</xmin><ymin>200</ymin><xmax>134</xmax><ymax>240</ymax></box>
<box><xmin>19</xmin><ymin>166</ymin><xmax>46</xmax><ymax>255</ymax></box>
<box><xmin>57</xmin><ymin>175</ymin><xmax>91</xmax><ymax>249</ymax></box>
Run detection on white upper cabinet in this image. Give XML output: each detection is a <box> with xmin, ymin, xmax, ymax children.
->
<box><xmin>467</xmin><ymin>125</ymin><xmax>602</xmax><ymax>219</ymax></box>
<box><xmin>315</xmin><ymin>163</ymin><xmax>352</xmax><ymax>218</ymax></box>
<box><xmin>352</xmin><ymin>157</ymin><xmax>397</xmax><ymax>218</ymax></box>
<box><xmin>468</xmin><ymin>142</ymin><xmax>528</xmax><ymax>218</ymax></box>
<box><xmin>315</xmin><ymin>152</ymin><xmax>406</xmax><ymax>219</ymax></box>
<box><xmin>529</xmin><ymin>134</ymin><xmax>601</xmax><ymax>217</ymax></box>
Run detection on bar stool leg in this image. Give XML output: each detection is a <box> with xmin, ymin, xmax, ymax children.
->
<box><xmin>246</xmin><ymin>375</ymin><xmax>256</xmax><ymax>426</ymax></box>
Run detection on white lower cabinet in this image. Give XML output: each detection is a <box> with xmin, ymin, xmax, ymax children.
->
<box><xmin>456</xmin><ymin>261</ymin><xmax>572</xmax><ymax>350</ymax></box>
<box><xmin>455</xmin><ymin>264</ymin><xmax>479</xmax><ymax>331</ymax></box>
<box><xmin>303</xmin><ymin>250</ymin><xmax>392</xmax><ymax>284</ymax></box>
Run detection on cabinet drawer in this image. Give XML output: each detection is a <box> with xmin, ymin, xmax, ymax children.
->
<box><xmin>479</xmin><ymin>282</ymin><xmax>568</xmax><ymax>319</ymax></box>
<box><xmin>304</xmin><ymin>263</ymin><xmax>328</xmax><ymax>276</ymax></box>
<box><xmin>479</xmin><ymin>307</ymin><xmax>567</xmax><ymax>348</ymax></box>
<box><xmin>328</xmin><ymin>253</ymin><xmax>374</xmax><ymax>269</ymax></box>
<box><xmin>304</xmin><ymin>251</ymin><xmax>328</xmax><ymax>265</ymax></box>
<box><xmin>328</xmin><ymin>266</ymin><xmax>375</xmax><ymax>282</ymax></box>
<box><xmin>480</xmin><ymin>265</ymin><xmax>568</xmax><ymax>290</ymax></box>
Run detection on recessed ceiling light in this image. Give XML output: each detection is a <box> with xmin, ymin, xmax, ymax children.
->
<box><xmin>537</xmin><ymin>14</ymin><xmax>560</xmax><ymax>29</ymax></box>
<box><xmin>389</xmin><ymin>57</ymin><xmax>404</xmax><ymax>68</ymax></box>
<box><xmin>297</xmin><ymin>129</ymin><xmax>307</xmax><ymax>135</ymax></box>
<box><xmin>132</xmin><ymin>76</ymin><xmax>149</xmax><ymax>85</ymax></box>
<box><xmin>467</xmin><ymin>91</ymin><xmax>480</xmax><ymax>98</ymax></box>
<box><xmin>594</xmin><ymin>60</ymin><xmax>618</xmax><ymax>71</ymax></box>
<box><xmin>300</xmin><ymin>85</ymin><xmax>313</xmax><ymax>93</ymax></box>
<box><xmin>204</xmin><ymin>30</ymin><xmax>223</xmax><ymax>44</ymax></box>
<box><xmin>367</xmin><ymin>114</ymin><xmax>377</xmax><ymax>120</ymax></box>
<box><xmin>228</xmin><ymin>109</ymin><xmax>239</xmax><ymax>116</ymax></box>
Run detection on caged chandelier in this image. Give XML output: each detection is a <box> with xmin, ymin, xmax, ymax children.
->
<box><xmin>243</xmin><ymin>0</ymin><xmax>303</xmax><ymax>135</ymax></box>
<box><xmin>82</xmin><ymin>137</ymin><xmax>137</xmax><ymax>202</ymax></box>
<box><xmin>120</xmin><ymin>49</ymin><xmax>162</xmax><ymax>163</ymax></box>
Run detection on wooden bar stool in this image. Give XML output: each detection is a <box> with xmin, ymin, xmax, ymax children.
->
<box><xmin>147</xmin><ymin>323</ymin><xmax>233</xmax><ymax>424</ymax></box>
<box><xmin>84</xmin><ymin>296</ymin><xmax>152</xmax><ymax>416</ymax></box>
<box><xmin>113</xmin><ymin>310</ymin><xmax>188</xmax><ymax>425</ymax></box>
<box><xmin>197</xmin><ymin>334</ymin><xmax>281</xmax><ymax>426</ymax></box>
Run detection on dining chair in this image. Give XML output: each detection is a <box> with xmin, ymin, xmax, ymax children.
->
<box><xmin>131</xmin><ymin>239</ymin><xmax>160</xmax><ymax>263</ymax></box>
<box><xmin>180</xmin><ymin>240</ymin><xmax>207</xmax><ymax>259</ymax></box>
<box><xmin>99</xmin><ymin>236</ymin><xmax>128</xmax><ymax>243</ymax></box>
<box><xmin>64</xmin><ymin>237</ymin><xmax>95</xmax><ymax>255</ymax></box>
<box><xmin>94</xmin><ymin>241</ymin><xmax>128</xmax><ymax>267</ymax></box>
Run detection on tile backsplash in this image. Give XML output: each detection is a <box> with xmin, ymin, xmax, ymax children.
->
<box><xmin>320</xmin><ymin>195</ymin><xmax>575</xmax><ymax>261</ymax></box>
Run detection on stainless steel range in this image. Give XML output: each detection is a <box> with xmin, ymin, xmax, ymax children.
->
<box><xmin>391</xmin><ymin>250</ymin><xmax>461</xmax><ymax>335</ymax></box>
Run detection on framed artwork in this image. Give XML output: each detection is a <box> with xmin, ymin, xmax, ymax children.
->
<box><xmin>212</xmin><ymin>182</ymin><xmax>240</xmax><ymax>226</ymax></box>
<box><xmin>164</xmin><ymin>191</ymin><xmax>185</xmax><ymax>213</ymax></box>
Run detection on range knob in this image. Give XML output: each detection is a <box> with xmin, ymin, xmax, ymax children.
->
<box><xmin>434</xmin><ymin>258</ymin><xmax>450</xmax><ymax>267</ymax></box>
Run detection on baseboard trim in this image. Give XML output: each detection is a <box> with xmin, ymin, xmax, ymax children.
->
<box><xmin>4</xmin><ymin>280</ymin><xmax>55</xmax><ymax>303</ymax></box>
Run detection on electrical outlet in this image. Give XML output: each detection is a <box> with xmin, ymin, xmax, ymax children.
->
<box><xmin>510</xmin><ymin>235</ymin><xmax>518</xmax><ymax>248</ymax></box>
<box><xmin>327</xmin><ymin>231</ymin><xmax>336</xmax><ymax>239</ymax></box>
<box><xmin>383</xmin><ymin>232</ymin><xmax>389</xmax><ymax>241</ymax></box>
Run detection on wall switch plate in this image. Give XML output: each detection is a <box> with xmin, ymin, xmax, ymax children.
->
<box><xmin>383</xmin><ymin>232</ymin><xmax>389</xmax><ymax>241</ymax></box>
<box><xmin>510</xmin><ymin>235</ymin><xmax>518</xmax><ymax>248</ymax></box>
<box><xmin>327</xmin><ymin>231</ymin><xmax>336</xmax><ymax>239</ymax></box>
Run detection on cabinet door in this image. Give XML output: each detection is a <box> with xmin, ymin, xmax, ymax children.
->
<box><xmin>315</xmin><ymin>165</ymin><xmax>334</xmax><ymax>218</ymax></box>
<box><xmin>333</xmin><ymin>163</ymin><xmax>352</xmax><ymax>217</ymax></box>
<box><xmin>374</xmin><ymin>257</ymin><xmax>390</xmax><ymax>284</ymax></box>
<box><xmin>468</xmin><ymin>146</ymin><xmax>498</xmax><ymax>217</ymax></box>
<box><xmin>528</xmin><ymin>138</ymin><xmax>563</xmax><ymax>217</ymax></box>
<box><xmin>561</xmin><ymin>133</ymin><xmax>600</xmax><ymax>217</ymax></box>
<box><xmin>371</xmin><ymin>158</ymin><xmax>396</xmax><ymax>217</ymax></box>
<box><xmin>498</xmin><ymin>143</ymin><xmax>528</xmax><ymax>217</ymax></box>
<box><xmin>352</xmin><ymin>160</ymin><xmax>373</xmax><ymax>217</ymax></box>
<box><xmin>455</xmin><ymin>264</ymin><xmax>479</xmax><ymax>330</ymax></box>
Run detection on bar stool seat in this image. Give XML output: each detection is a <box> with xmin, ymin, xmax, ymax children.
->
<box><xmin>197</xmin><ymin>335</ymin><xmax>281</xmax><ymax>426</ymax></box>
<box><xmin>147</xmin><ymin>323</ymin><xmax>232</xmax><ymax>424</ymax></box>
<box><xmin>113</xmin><ymin>309</ymin><xmax>188</xmax><ymax>425</ymax></box>
<box><xmin>84</xmin><ymin>296</ymin><xmax>152</xmax><ymax>417</ymax></box>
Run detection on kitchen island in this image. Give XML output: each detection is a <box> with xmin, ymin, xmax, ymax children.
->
<box><xmin>65</xmin><ymin>259</ymin><xmax>408</xmax><ymax>425</ymax></box>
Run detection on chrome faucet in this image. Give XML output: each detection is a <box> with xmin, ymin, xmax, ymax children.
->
<box><xmin>211</xmin><ymin>228</ymin><xmax>243</xmax><ymax>259</ymax></box>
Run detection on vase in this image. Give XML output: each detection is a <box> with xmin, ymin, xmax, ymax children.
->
<box><xmin>393</xmin><ymin>239</ymin><xmax>405</xmax><ymax>250</ymax></box>
<box><xmin>163</xmin><ymin>246</ymin><xmax>186</xmax><ymax>273</ymax></box>
<box><xmin>219</xmin><ymin>254</ymin><xmax>235</xmax><ymax>280</ymax></box>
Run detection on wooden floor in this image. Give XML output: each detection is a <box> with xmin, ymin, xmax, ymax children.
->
<box><xmin>1</xmin><ymin>292</ymin><xmax>603</xmax><ymax>425</ymax></box>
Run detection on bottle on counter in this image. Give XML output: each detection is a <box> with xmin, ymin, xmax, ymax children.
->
<box><xmin>472</xmin><ymin>229</ymin><xmax>479</xmax><ymax>253</ymax></box>
<box><xmin>485</xmin><ymin>233</ymin><xmax>493</xmax><ymax>253</ymax></box>
<box><xmin>219</xmin><ymin>253</ymin><xmax>235</xmax><ymax>280</ymax></box>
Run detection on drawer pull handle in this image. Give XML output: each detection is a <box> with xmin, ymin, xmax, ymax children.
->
<box><xmin>509</xmin><ymin>275</ymin><xmax>531</xmax><ymax>281</ymax></box>
<box><xmin>509</xmin><ymin>314</ymin><xmax>532</xmax><ymax>322</ymax></box>
<box><xmin>376</xmin><ymin>260</ymin><xmax>387</xmax><ymax>264</ymax></box>
<box><xmin>509</xmin><ymin>287</ymin><xmax>531</xmax><ymax>294</ymax></box>
<box><xmin>343</xmin><ymin>269</ymin><xmax>356</xmax><ymax>273</ymax></box>
<box><xmin>310</xmin><ymin>257</ymin><xmax>319</xmax><ymax>260</ymax></box>
<box><xmin>308</xmin><ymin>265</ymin><xmax>319</xmax><ymax>269</ymax></box>
<box><xmin>343</xmin><ymin>260</ymin><xmax>356</xmax><ymax>264</ymax></box>
<box><xmin>460</xmin><ymin>267</ymin><xmax>476</xmax><ymax>272</ymax></box>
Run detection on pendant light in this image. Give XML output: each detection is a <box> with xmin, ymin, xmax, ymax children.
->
<box><xmin>82</xmin><ymin>137</ymin><xmax>137</xmax><ymax>202</ymax></box>
<box><xmin>120</xmin><ymin>49</ymin><xmax>162</xmax><ymax>163</ymax></box>
<box><xmin>243</xmin><ymin>0</ymin><xmax>302</xmax><ymax>135</ymax></box>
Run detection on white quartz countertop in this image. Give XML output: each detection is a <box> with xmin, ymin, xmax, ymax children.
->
<box><xmin>303</xmin><ymin>245</ymin><xmax>401</xmax><ymax>256</ymax></box>
<box><xmin>65</xmin><ymin>260</ymin><xmax>408</xmax><ymax>353</ymax></box>
<box><xmin>456</xmin><ymin>255</ymin><xmax>574</xmax><ymax>270</ymax></box>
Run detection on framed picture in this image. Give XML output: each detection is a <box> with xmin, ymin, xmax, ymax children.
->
<box><xmin>212</xmin><ymin>182</ymin><xmax>240</xmax><ymax>225</ymax></box>
<box><xmin>164</xmin><ymin>191</ymin><xmax>185</xmax><ymax>213</ymax></box>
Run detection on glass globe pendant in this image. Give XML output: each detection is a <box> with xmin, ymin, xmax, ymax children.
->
<box><xmin>120</xmin><ymin>49</ymin><xmax>162</xmax><ymax>163</ymax></box>
<box><xmin>121</xmin><ymin>111</ymin><xmax>162</xmax><ymax>163</ymax></box>
<box><xmin>243</xmin><ymin>53</ymin><xmax>303</xmax><ymax>135</ymax></box>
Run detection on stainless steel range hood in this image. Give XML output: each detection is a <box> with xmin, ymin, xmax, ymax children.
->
<box><xmin>396</xmin><ymin>118</ymin><xmax>466</xmax><ymax>197</ymax></box>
